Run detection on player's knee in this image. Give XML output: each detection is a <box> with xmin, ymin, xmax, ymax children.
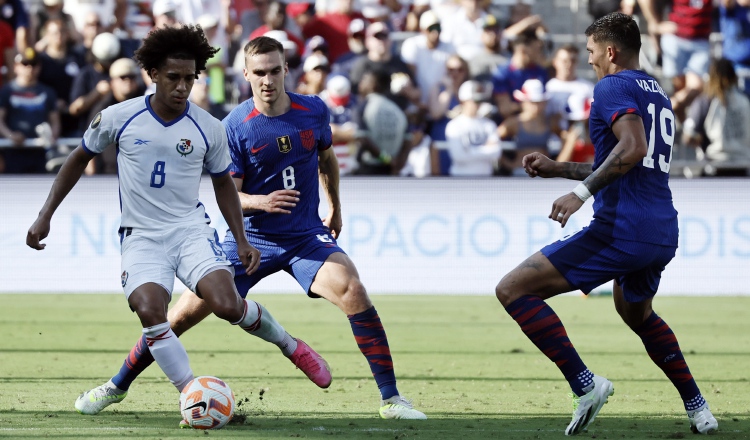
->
<box><xmin>495</xmin><ymin>278</ymin><xmax>517</xmax><ymax>308</ymax></box>
<box><xmin>132</xmin><ymin>305</ymin><xmax>168</xmax><ymax>328</ymax></box>
<box><xmin>209</xmin><ymin>298</ymin><xmax>244</xmax><ymax>323</ymax></box>
<box><xmin>339</xmin><ymin>279</ymin><xmax>371</xmax><ymax>311</ymax></box>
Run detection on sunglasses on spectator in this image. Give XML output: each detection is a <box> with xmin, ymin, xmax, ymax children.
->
<box><xmin>373</xmin><ymin>32</ymin><xmax>389</xmax><ymax>40</ymax></box>
<box><xmin>447</xmin><ymin>66</ymin><xmax>465</xmax><ymax>73</ymax></box>
<box><xmin>117</xmin><ymin>74</ymin><xmax>137</xmax><ymax>80</ymax></box>
<box><xmin>427</xmin><ymin>24</ymin><xmax>441</xmax><ymax>33</ymax></box>
<box><xmin>312</xmin><ymin>66</ymin><xmax>328</xmax><ymax>72</ymax></box>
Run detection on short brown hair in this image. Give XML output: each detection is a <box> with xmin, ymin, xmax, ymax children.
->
<box><xmin>244</xmin><ymin>36</ymin><xmax>284</xmax><ymax>59</ymax></box>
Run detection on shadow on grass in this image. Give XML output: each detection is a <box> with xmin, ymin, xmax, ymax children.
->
<box><xmin>0</xmin><ymin>410</ymin><xmax>747</xmax><ymax>439</ymax></box>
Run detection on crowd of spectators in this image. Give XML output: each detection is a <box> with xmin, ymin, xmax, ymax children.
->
<box><xmin>0</xmin><ymin>0</ymin><xmax>748</xmax><ymax>176</ymax></box>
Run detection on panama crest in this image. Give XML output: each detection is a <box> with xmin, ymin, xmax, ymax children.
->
<box><xmin>176</xmin><ymin>139</ymin><xmax>194</xmax><ymax>156</ymax></box>
<box><xmin>277</xmin><ymin>135</ymin><xmax>292</xmax><ymax>153</ymax></box>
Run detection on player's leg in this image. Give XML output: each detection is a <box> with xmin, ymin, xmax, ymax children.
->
<box><xmin>308</xmin><ymin>251</ymin><xmax>425</xmax><ymax>419</ymax></box>
<box><xmin>613</xmin><ymin>267</ymin><xmax>718</xmax><ymax>434</ymax></box>
<box><xmin>126</xmin><ymin>283</ymin><xmax>195</xmax><ymax>392</ymax></box>
<box><xmin>113</xmin><ymin>290</ymin><xmax>212</xmax><ymax>390</ymax></box>
<box><xmin>496</xmin><ymin>251</ymin><xmax>598</xmax><ymax>398</ymax></box>
<box><xmin>495</xmin><ymin>229</ymin><xmax>616</xmax><ymax>435</ymax></box>
<box><xmin>223</xmin><ymin>233</ymin><xmax>332</xmax><ymax>388</ymax></box>
<box><xmin>76</xmin><ymin>233</ymin><xmax>198</xmax><ymax>415</ymax></box>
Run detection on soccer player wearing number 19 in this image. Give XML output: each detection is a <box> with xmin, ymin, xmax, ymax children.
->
<box><xmin>494</xmin><ymin>13</ymin><xmax>717</xmax><ymax>436</ymax></box>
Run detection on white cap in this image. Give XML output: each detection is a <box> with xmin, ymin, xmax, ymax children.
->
<box><xmin>361</xmin><ymin>0</ymin><xmax>391</xmax><ymax>19</ymax></box>
<box><xmin>264</xmin><ymin>30</ymin><xmax>297</xmax><ymax>56</ymax></box>
<box><xmin>303</xmin><ymin>53</ymin><xmax>329</xmax><ymax>73</ymax></box>
<box><xmin>43</xmin><ymin>0</ymin><xmax>63</xmax><ymax>7</ymax></box>
<box><xmin>458</xmin><ymin>80</ymin><xmax>491</xmax><ymax>102</ymax></box>
<box><xmin>91</xmin><ymin>32</ymin><xmax>121</xmax><ymax>61</ymax></box>
<box><xmin>327</xmin><ymin>75</ymin><xmax>351</xmax><ymax>97</ymax></box>
<box><xmin>566</xmin><ymin>93</ymin><xmax>593</xmax><ymax>120</ymax></box>
<box><xmin>152</xmin><ymin>0</ymin><xmax>177</xmax><ymax>16</ymax></box>
<box><xmin>419</xmin><ymin>10</ymin><xmax>440</xmax><ymax>30</ymax></box>
<box><xmin>197</xmin><ymin>14</ymin><xmax>218</xmax><ymax>29</ymax></box>
<box><xmin>512</xmin><ymin>79</ymin><xmax>550</xmax><ymax>103</ymax></box>
<box><xmin>109</xmin><ymin>58</ymin><xmax>139</xmax><ymax>77</ymax></box>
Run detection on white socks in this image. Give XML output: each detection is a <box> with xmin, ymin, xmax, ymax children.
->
<box><xmin>143</xmin><ymin>322</ymin><xmax>193</xmax><ymax>392</ymax></box>
<box><xmin>233</xmin><ymin>299</ymin><xmax>298</xmax><ymax>356</ymax></box>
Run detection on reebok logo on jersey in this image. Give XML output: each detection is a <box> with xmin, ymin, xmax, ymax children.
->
<box><xmin>134</xmin><ymin>139</ymin><xmax>150</xmax><ymax>145</ymax></box>
<box><xmin>251</xmin><ymin>143</ymin><xmax>269</xmax><ymax>154</ymax></box>
<box><xmin>277</xmin><ymin>135</ymin><xmax>292</xmax><ymax>153</ymax></box>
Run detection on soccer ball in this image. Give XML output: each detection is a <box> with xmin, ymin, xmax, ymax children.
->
<box><xmin>179</xmin><ymin>376</ymin><xmax>235</xmax><ymax>429</ymax></box>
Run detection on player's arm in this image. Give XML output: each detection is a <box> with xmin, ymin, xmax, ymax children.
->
<box><xmin>579</xmin><ymin>113</ymin><xmax>647</xmax><ymax>195</ymax></box>
<box><xmin>318</xmin><ymin>147</ymin><xmax>342</xmax><ymax>238</ymax></box>
<box><xmin>549</xmin><ymin>113</ymin><xmax>647</xmax><ymax>227</ymax></box>
<box><xmin>26</xmin><ymin>146</ymin><xmax>94</xmax><ymax>250</ymax></box>
<box><xmin>212</xmin><ymin>172</ymin><xmax>260</xmax><ymax>274</ymax></box>
<box><xmin>522</xmin><ymin>152</ymin><xmax>592</xmax><ymax>180</ymax></box>
<box><xmin>232</xmin><ymin>177</ymin><xmax>299</xmax><ymax>215</ymax></box>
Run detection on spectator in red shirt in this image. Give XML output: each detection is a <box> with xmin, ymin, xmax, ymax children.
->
<box><xmin>639</xmin><ymin>0</ymin><xmax>713</xmax><ymax>120</ymax></box>
<box><xmin>302</xmin><ymin>0</ymin><xmax>365</xmax><ymax>62</ymax></box>
<box><xmin>248</xmin><ymin>0</ymin><xmax>304</xmax><ymax>55</ymax></box>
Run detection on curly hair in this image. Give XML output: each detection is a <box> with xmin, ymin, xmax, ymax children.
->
<box><xmin>134</xmin><ymin>24</ymin><xmax>219</xmax><ymax>75</ymax></box>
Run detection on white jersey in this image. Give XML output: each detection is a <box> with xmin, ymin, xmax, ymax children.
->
<box><xmin>445</xmin><ymin>114</ymin><xmax>501</xmax><ymax>176</ymax></box>
<box><xmin>82</xmin><ymin>96</ymin><xmax>232</xmax><ymax>231</ymax></box>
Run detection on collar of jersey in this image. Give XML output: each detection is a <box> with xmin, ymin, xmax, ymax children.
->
<box><xmin>144</xmin><ymin>95</ymin><xmax>190</xmax><ymax>127</ymax></box>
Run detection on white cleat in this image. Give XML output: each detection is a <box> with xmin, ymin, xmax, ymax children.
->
<box><xmin>565</xmin><ymin>375</ymin><xmax>614</xmax><ymax>436</ymax></box>
<box><xmin>379</xmin><ymin>395</ymin><xmax>427</xmax><ymax>420</ymax></box>
<box><xmin>74</xmin><ymin>382</ymin><xmax>127</xmax><ymax>415</ymax></box>
<box><xmin>688</xmin><ymin>405</ymin><xmax>718</xmax><ymax>435</ymax></box>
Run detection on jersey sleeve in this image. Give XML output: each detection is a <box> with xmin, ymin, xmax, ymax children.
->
<box><xmin>81</xmin><ymin>106</ymin><xmax>117</xmax><ymax>155</ymax></box>
<box><xmin>316</xmin><ymin>98</ymin><xmax>333</xmax><ymax>150</ymax></box>
<box><xmin>204</xmin><ymin>117</ymin><xmax>232</xmax><ymax>176</ymax></box>
<box><xmin>223</xmin><ymin>117</ymin><xmax>247</xmax><ymax>179</ymax></box>
<box><xmin>594</xmin><ymin>76</ymin><xmax>642</xmax><ymax>127</ymax></box>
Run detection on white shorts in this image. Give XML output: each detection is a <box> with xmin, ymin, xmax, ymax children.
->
<box><xmin>119</xmin><ymin>224</ymin><xmax>233</xmax><ymax>299</ymax></box>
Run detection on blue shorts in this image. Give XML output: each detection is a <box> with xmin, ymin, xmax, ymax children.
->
<box><xmin>541</xmin><ymin>227</ymin><xmax>677</xmax><ymax>302</ymax></box>
<box><xmin>222</xmin><ymin>229</ymin><xmax>345</xmax><ymax>297</ymax></box>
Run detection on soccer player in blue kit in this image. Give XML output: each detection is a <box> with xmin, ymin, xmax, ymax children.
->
<box><xmin>76</xmin><ymin>36</ymin><xmax>426</xmax><ymax>421</ymax></box>
<box><xmin>494</xmin><ymin>13</ymin><xmax>718</xmax><ymax>436</ymax></box>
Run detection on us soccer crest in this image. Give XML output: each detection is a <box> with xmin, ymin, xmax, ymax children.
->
<box><xmin>277</xmin><ymin>135</ymin><xmax>292</xmax><ymax>153</ymax></box>
<box><xmin>176</xmin><ymin>139</ymin><xmax>193</xmax><ymax>156</ymax></box>
<box><xmin>300</xmin><ymin>129</ymin><xmax>315</xmax><ymax>151</ymax></box>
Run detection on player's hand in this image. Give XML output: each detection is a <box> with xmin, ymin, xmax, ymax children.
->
<box><xmin>262</xmin><ymin>190</ymin><xmax>299</xmax><ymax>214</ymax></box>
<box><xmin>549</xmin><ymin>192</ymin><xmax>584</xmax><ymax>228</ymax></box>
<box><xmin>322</xmin><ymin>210</ymin><xmax>342</xmax><ymax>239</ymax></box>
<box><xmin>27</xmin><ymin>216</ymin><xmax>51</xmax><ymax>250</ymax></box>
<box><xmin>236</xmin><ymin>240</ymin><xmax>261</xmax><ymax>275</ymax></box>
<box><xmin>522</xmin><ymin>152</ymin><xmax>558</xmax><ymax>178</ymax></box>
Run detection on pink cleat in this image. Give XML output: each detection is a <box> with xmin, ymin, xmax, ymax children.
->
<box><xmin>289</xmin><ymin>339</ymin><xmax>332</xmax><ymax>388</ymax></box>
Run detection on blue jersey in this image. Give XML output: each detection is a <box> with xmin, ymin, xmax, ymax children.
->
<box><xmin>587</xmin><ymin>70</ymin><xmax>678</xmax><ymax>246</ymax></box>
<box><xmin>223</xmin><ymin>93</ymin><xmax>333</xmax><ymax>237</ymax></box>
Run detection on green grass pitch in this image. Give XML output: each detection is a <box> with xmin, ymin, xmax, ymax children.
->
<box><xmin>0</xmin><ymin>294</ymin><xmax>748</xmax><ymax>439</ymax></box>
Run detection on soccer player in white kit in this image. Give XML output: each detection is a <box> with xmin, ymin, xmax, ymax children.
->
<box><xmin>26</xmin><ymin>25</ymin><xmax>283</xmax><ymax>412</ymax></box>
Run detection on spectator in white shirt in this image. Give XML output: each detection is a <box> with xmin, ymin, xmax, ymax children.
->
<box><xmin>400</xmin><ymin>10</ymin><xmax>455</xmax><ymax>105</ymax></box>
